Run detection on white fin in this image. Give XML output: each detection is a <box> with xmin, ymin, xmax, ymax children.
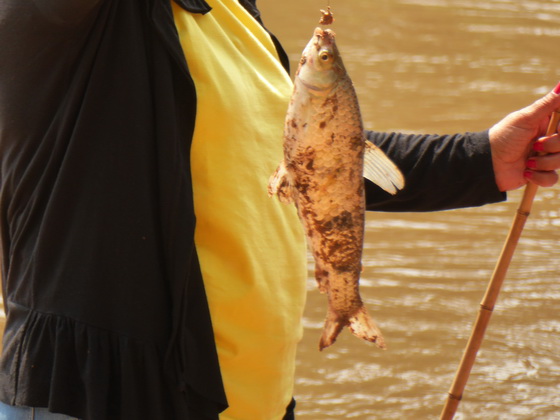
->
<box><xmin>363</xmin><ymin>140</ymin><xmax>405</xmax><ymax>195</ymax></box>
<box><xmin>267</xmin><ymin>161</ymin><xmax>294</xmax><ymax>204</ymax></box>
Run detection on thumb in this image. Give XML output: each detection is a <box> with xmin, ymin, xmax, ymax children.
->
<box><xmin>523</xmin><ymin>81</ymin><xmax>560</xmax><ymax>124</ymax></box>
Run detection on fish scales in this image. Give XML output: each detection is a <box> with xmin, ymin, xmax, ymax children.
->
<box><xmin>268</xmin><ymin>28</ymin><xmax>404</xmax><ymax>350</ymax></box>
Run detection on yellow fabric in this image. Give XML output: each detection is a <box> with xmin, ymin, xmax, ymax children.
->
<box><xmin>172</xmin><ymin>2</ymin><xmax>307</xmax><ymax>419</ymax></box>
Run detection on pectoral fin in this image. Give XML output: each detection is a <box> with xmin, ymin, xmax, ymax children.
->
<box><xmin>363</xmin><ymin>140</ymin><xmax>405</xmax><ymax>195</ymax></box>
<box><xmin>268</xmin><ymin>161</ymin><xmax>294</xmax><ymax>204</ymax></box>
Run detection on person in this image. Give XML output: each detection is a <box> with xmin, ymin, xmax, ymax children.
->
<box><xmin>0</xmin><ymin>1</ymin><xmax>559</xmax><ymax>419</ymax></box>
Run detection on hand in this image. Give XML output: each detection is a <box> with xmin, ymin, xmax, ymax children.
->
<box><xmin>489</xmin><ymin>84</ymin><xmax>560</xmax><ymax>192</ymax></box>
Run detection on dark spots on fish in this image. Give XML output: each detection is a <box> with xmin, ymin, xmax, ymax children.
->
<box><xmin>327</xmin><ymin>241</ymin><xmax>361</xmax><ymax>273</ymax></box>
<box><xmin>276</xmin><ymin>176</ymin><xmax>291</xmax><ymax>199</ymax></box>
<box><xmin>345</xmin><ymin>168</ymin><xmax>365</xmax><ymax>192</ymax></box>
<box><xmin>334</xmin><ymin>255</ymin><xmax>361</xmax><ymax>273</ymax></box>
<box><xmin>318</xmin><ymin>95</ymin><xmax>339</xmax><ymax>129</ymax></box>
<box><xmin>316</xmin><ymin>266</ymin><xmax>330</xmax><ymax>284</ymax></box>
<box><xmin>306</xmin><ymin>159</ymin><xmax>314</xmax><ymax>171</ymax></box>
<box><xmin>290</xmin><ymin>146</ymin><xmax>316</xmax><ymax>176</ymax></box>
<box><xmin>356</xmin><ymin>181</ymin><xmax>364</xmax><ymax>196</ymax></box>
<box><xmin>300</xmin><ymin>202</ymin><xmax>318</xmax><ymax>222</ymax></box>
<box><xmin>324</xmin><ymin>94</ymin><xmax>339</xmax><ymax>109</ymax></box>
<box><xmin>312</xmin><ymin>212</ymin><xmax>354</xmax><ymax>243</ymax></box>
<box><xmin>295</xmin><ymin>177</ymin><xmax>312</xmax><ymax>195</ymax></box>
<box><xmin>304</xmin><ymin>145</ymin><xmax>315</xmax><ymax>154</ymax></box>
<box><xmin>290</xmin><ymin>119</ymin><xmax>298</xmax><ymax>129</ymax></box>
<box><xmin>306</xmin><ymin>227</ymin><xmax>314</xmax><ymax>240</ymax></box>
<box><xmin>350</xmin><ymin>134</ymin><xmax>365</xmax><ymax>151</ymax></box>
<box><xmin>300</xmin><ymin>56</ymin><xmax>307</xmax><ymax>66</ymax></box>
<box><xmin>284</xmin><ymin>133</ymin><xmax>298</xmax><ymax>148</ymax></box>
<box><xmin>290</xmin><ymin>152</ymin><xmax>314</xmax><ymax>189</ymax></box>
<box><xmin>309</xmin><ymin>210</ymin><xmax>362</xmax><ymax>274</ymax></box>
<box><xmin>322</xmin><ymin>211</ymin><xmax>353</xmax><ymax>232</ymax></box>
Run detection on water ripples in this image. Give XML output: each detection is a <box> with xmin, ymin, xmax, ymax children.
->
<box><xmin>257</xmin><ymin>0</ymin><xmax>560</xmax><ymax>417</ymax></box>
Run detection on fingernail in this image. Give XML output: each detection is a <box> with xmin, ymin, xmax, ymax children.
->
<box><xmin>533</xmin><ymin>141</ymin><xmax>545</xmax><ymax>152</ymax></box>
<box><xmin>553</xmin><ymin>81</ymin><xmax>560</xmax><ymax>94</ymax></box>
<box><xmin>524</xmin><ymin>170</ymin><xmax>533</xmax><ymax>179</ymax></box>
<box><xmin>526</xmin><ymin>159</ymin><xmax>537</xmax><ymax>169</ymax></box>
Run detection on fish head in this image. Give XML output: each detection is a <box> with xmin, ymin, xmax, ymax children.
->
<box><xmin>296</xmin><ymin>28</ymin><xmax>345</xmax><ymax>94</ymax></box>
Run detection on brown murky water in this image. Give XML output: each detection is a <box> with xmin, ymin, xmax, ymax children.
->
<box><xmin>0</xmin><ymin>1</ymin><xmax>558</xmax><ymax>419</ymax></box>
<box><xmin>259</xmin><ymin>1</ymin><xmax>560</xmax><ymax>419</ymax></box>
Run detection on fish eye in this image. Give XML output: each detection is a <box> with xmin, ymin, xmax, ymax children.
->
<box><xmin>319</xmin><ymin>50</ymin><xmax>331</xmax><ymax>61</ymax></box>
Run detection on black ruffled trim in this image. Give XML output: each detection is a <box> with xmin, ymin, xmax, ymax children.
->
<box><xmin>0</xmin><ymin>305</ymin><xmax>224</xmax><ymax>419</ymax></box>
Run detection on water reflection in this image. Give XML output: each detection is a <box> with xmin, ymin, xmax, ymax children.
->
<box><xmin>260</xmin><ymin>0</ymin><xmax>560</xmax><ymax>418</ymax></box>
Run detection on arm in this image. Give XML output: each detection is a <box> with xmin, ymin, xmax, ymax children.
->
<box><xmin>364</xmin><ymin>130</ymin><xmax>505</xmax><ymax>212</ymax></box>
<box><xmin>365</xmin><ymin>84</ymin><xmax>560</xmax><ymax>212</ymax></box>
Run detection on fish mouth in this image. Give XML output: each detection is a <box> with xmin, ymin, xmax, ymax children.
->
<box><xmin>313</xmin><ymin>27</ymin><xmax>336</xmax><ymax>37</ymax></box>
<box><xmin>313</xmin><ymin>27</ymin><xmax>336</xmax><ymax>45</ymax></box>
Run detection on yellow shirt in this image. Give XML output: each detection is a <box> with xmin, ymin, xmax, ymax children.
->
<box><xmin>172</xmin><ymin>2</ymin><xmax>307</xmax><ymax>419</ymax></box>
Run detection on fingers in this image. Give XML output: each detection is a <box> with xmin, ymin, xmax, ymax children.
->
<box><xmin>533</xmin><ymin>133</ymin><xmax>560</xmax><ymax>154</ymax></box>
<box><xmin>527</xmin><ymin>151</ymin><xmax>560</xmax><ymax>171</ymax></box>
<box><xmin>531</xmin><ymin>133</ymin><xmax>560</xmax><ymax>171</ymax></box>
<box><xmin>524</xmin><ymin>131</ymin><xmax>560</xmax><ymax>187</ymax></box>
<box><xmin>518</xmin><ymin>83</ymin><xmax>560</xmax><ymax>130</ymax></box>
<box><xmin>525</xmin><ymin>135</ymin><xmax>560</xmax><ymax>187</ymax></box>
<box><xmin>524</xmin><ymin>169</ymin><xmax>558</xmax><ymax>188</ymax></box>
<box><xmin>532</xmin><ymin>83</ymin><xmax>560</xmax><ymax>118</ymax></box>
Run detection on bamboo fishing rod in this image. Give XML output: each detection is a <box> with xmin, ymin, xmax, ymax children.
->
<box><xmin>439</xmin><ymin>108</ymin><xmax>560</xmax><ymax>420</ymax></box>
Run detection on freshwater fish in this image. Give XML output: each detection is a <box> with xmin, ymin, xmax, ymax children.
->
<box><xmin>268</xmin><ymin>28</ymin><xmax>404</xmax><ymax>350</ymax></box>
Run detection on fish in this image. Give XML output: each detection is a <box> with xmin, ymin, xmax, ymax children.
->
<box><xmin>268</xmin><ymin>27</ymin><xmax>405</xmax><ymax>350</ymax></box>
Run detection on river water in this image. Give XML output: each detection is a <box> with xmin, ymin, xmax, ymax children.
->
<box><xmin>0</xmin><ymin>1</ymin><xmax>558</xmax><ymax>419</ymax></box>
<box><xmin>259</xmin><ymin>1</ymin><xmax>560</xmax><ymax>419</ymax></box>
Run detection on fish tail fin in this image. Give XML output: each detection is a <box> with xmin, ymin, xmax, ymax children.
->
<box><xmin>319</xmin><ymin>309</ymin><xmax>346</xmax><ymax>351</ymax></box>
<box><xmin>319</xmin><ymin>305</ymin><xmax>385</xmax><ymax>350</ymax></box>
<box><xmin>267</xmin><ymin>161</ymin><xmax>293</xmax><ymax>204</ymax></box>
<box><xmin>348</xmin><ymin>305</ymin><xmax>386</xmax><ymax>349</ymax></box>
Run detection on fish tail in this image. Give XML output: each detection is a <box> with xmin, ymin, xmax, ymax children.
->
<box><xmin>319</xmin><ymin>305</ymin><xmax>386</xmax><ymax>351</ymax></box>
<box><xmin>348</xmin><ymin>305</ymin><xmax>386</xmax><ymax>349</ymax></box>
<box><xmin>319</xmin><ymin>309</ymin><xmax>346</xmax><ymax>351</ymax></box>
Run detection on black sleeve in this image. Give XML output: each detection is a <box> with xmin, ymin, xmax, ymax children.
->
<box><xmin>364</xmin><ymin>130</ymin><xmax>507</xmax><ymax>212</ymax></box>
